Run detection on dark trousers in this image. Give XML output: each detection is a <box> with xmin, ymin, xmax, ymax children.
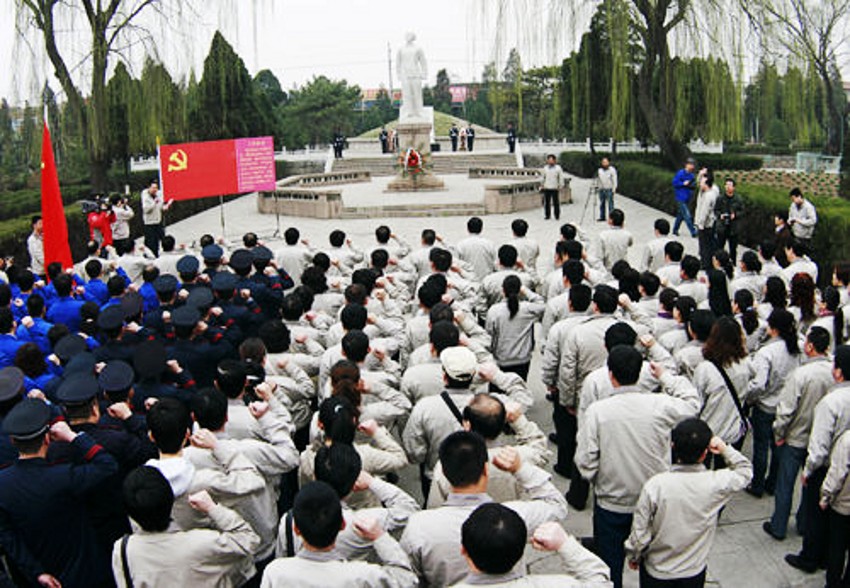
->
<box><xmin>566</xmin><ymin>465</ymin><xmax>590</xmax><ymax>509</ymax></box>
<box><xmin>640</xmin><ymin>564</ymin><xmax>706</xmax><ymax>588</ymax></box>
<box><xmin>450</xmin><ymin>138</ymin><xmax>458</xmax><ymax>151</ymax></box>
<box><xmin>716</xmin><ymin>227</ymin><xmax>738</xmax><ymax>262</ymax></box>
<box><xmin>508</xmin><ymin>140</ymin><xmax>516</xmax><ymax>153</ymax></box>
<box><xmin>751</xmin><ymin>407</ymin><xmax>778</xmax><ymax>495</ymax></box>
<box><xmin>594</xmin><ymin>504</ymin><xmax>633</xmax><ymax>588</ymax></box>
<box><xmin>697</xmin><ymin>229</ymin><xmax>716</xmax><ymax>270</ymax></box>
<box><xmin>543</xmin><ymin>189</ymin><xmax>560</xmax><ymax>220</ymax></box>
<box><xmin>112</xmin><ymin>237</ymin><xmax>132</xmax><ymax>254</ymax></box>
<box><xmin>499</xmin><ymin>362</ymin><xmax>530</xmax><ymax>382</ymax></box>
<box><xmin>419</xmin><ymin>463</ymin><xmax>432</xmax><ymax>506</ymax></box>
<box><xmin>552</xmin><ymin>403</ymin><xmax>576</xmax><ymax>471</ymax></box>
<box><xmin>770</xmin><ymin>443</ymin><xmax>808</xmax><ymax>538</ymax></box>
<box><xmin>467</xmin><ymin>138</ymin><xmax>474</xmax><ymax>151</ymax></box>
<box><xmin>143</xmin><ymin>223</ymin><xmax>164</xmax><ymax>256</ymax></box>
<box><xmin>799</xmin><ymin>466</ymin><xmax>829</xmax><ymax>568</ymax></box>
<box><xmin>828</xmin><ymin>509</ymin><xmax>850</xmax><ymax>587</ymax></box>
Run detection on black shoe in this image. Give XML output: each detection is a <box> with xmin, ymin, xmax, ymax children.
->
<box><xmin>745</xmin><ymin>486</ymin><xmax>763</xmax><ymax>498</ymax></box>
<box><xmin>762</xmin><ymin>521</ymin><xmax>784</xmax><ymax>540</ymax></box>
<box><xmin>545</xmin><ymin>393</ymin><xmax>557</xmax><ymax>402</ymax></box>
<box><xmin>784</xmin><ymin>554</ymin><xmax>818</xmax><ymax>574</ymax></box>
<box><xmin>548</xmin><ymin>432</ymin><xmax>558</xmax><ymax>444</ymax></box>
<box><xmin>566</xmin><ymin>494</ymin><xmax>587</xmax><ymax>511</ymax></box>
<box><xmin>544</xmin><ymin>216</ymin><xmax>550</xmax><ymax>220</ymax></box>
<box><xmin>552</xmin><ymin>464</ymin><xmax>571</xmax><ymax>479</ymax></box>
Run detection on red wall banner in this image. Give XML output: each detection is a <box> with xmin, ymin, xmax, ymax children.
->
<box><xmin>159</xmin><ymin>136</ymin><xmax>276</xmax><ymax>201</ymax></box>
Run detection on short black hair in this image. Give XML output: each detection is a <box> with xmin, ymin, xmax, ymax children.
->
<box><xmin>340</xmin><ymin>304</ymin><xmax>368</xmax><ymax>331</ymax></box>
<box><xmin>564</xmin><ymin>240</ymin><xmax>583</xmax><ymax>260</ymax></box>
<box><xmin>654</xmin><ymin>219</ymin><xmax>670</xmax><ymax>235</ymax></box>
<box><xmin>462</xmin><ymin>503</ymin><xmax>527</xmax><ymax>575</ymax></box>
<box><xmin>341</xmin><ymin>330</ymin><xmax>369</xmax><ymax>363</ymax></box>
<box><xmin>511</xmin><ymin>219</ymin><xmax>528</xmax><ymax>237</ymax></box>
<box><xmin>672</xmin><ymin>418</ymin><xmax>713</xmax><ymax>464</ymax></box>
<box><xmin>604</xmin><ymin>322</ymin><xmax>637</xmax><ymax>352</ymax></box>
<box><xmin>430</xmin><ymin>248</ymin><xmax>453</xmax><ymax>273</ymax></box>
<box><xmin>191</xmin><ymin>387</ymin><xmax>228</xmax><ymax>431</ymax></box>
<box><xmin>593</xmin><ymin>285</ymin><xmax>618</xmax><ymax>314</ymax></box>
<box><xmin>146</xmin><ymin>398</ymin><xmax>191</xmax><ymax>454</ymax></box>
<box><xmin>258</xmin><ymin>320</ymin><xmax>291</xmax><ymax>354</ymax></box>
<box><xmin>608</xmin><ymin>345</ymin><xmax>643</xmax><ymax>386</ymax></box>
<box><xmin>430</xmin><ymin>321</ymin><xmax>460</xmax><ymax>353</ymax></box>
<box><xmin>284</xmin><ymin>227</ymin><xmax>300</xmax><ymax>245</ymax></box>
<box><xmin>807</xmin><ymin>326</ymin><xmax>830</xmax><ymax>354</ymax></box>
<box><xmin>293</xmin><ymin>481</ymin><xmax>344</xmax><ymax>549</ymax></box>
<box><xmin>560</xmin><ymin>223</ymin><xmax>577</xmax><ymax>241</ymax></box>
<box><xmin>329</xmin><ymin>230</ymin><xmax>346</xmax><ymax>248</ymax></box>
<box><xmin>417</xmin><ymin>283</ymin><xmax>443</xmax><ymax>309</ymax></box>
<box><xmin>429</xmin><ymin>302</ymin><xmax>454</xmax><ymax>325</ymax></box>
<box><xmin>161</xmin><ymin>235</ymin><xmax>176</xmax><ymax>252</ymax></box>
<box><xmin>314</xmin><ymin>443</ymin><xmax>362</xmax><ymax>499</ymax></box>
<box><xmin>665</xmin><ymin>241</ymin><xmax>685</xmax><ymax>262</ymax></box>
<box><xmin>497</xmin><ymin>245</ymin><xmax>518</xmax><ymax>268</ymax></box>
<box><xmin>463</xmin><ymin>394</ymin><xmax>506</xmax><ymax>440</ymax></box>
<box><xmin>681</xmin><ymin>255</ymin><xmax>701</xmax><ymax>280</ymax></box>
<box><xmin>123</xmin><ymin>466</ymin><xmax>174</xmax><ymax>532</ymax></box>
<box><xmin>609</xmin><ymin>208</ymin><xmax>625</xmax><ymax>227</ymax></box>
<box><xmin>107</xmin><ymin>275</ymin><xmax>126</xmax><ymax>297</ymax></box>
<box><xmin>439</xmin><ymin>431</ymin><xmax>488</xmax><ymax>488</ymax></box>
<box><xmin>351</xmin><ymin>269</ymin><xmax>377</xmax><ymax>294</ymax></box>
<box><xmin>0</xmin><ymin>308</ymin><xmax>14</xmax><ymax>334</ymax></box>
<box><xmin>53</xmin><ymin>273</ymin><xmax>73</xmax><ymax>297</ymax></box>
<box><xmin>300</xmin><ymin>266</ymin><xmax>328</xmax><ymax>295</ymax></box>
<box><xmin>422</xmin><ymin>229</ymin><xmax>437</xmax><ymax>246</ymax></box>
<box><xmin>835</xmin><ymin>345</ymin><xmax>850</xmax><ymax>379</ymax></box>
<box><xmin>370</xmin><ymin>248</ymin><xmax>389</xmax><ymax>270</ymax></box>
<box><xmin>85</xmin><ymin>259</ymin><xmax>103</xmax><ymax>280</ymax></box>
<box><xmin>759</xmin><ymin>240</ymin><xmax>776</xmax><ymax>259</ymax></box>
<box><xmin>375</xmin><ymin>225</ymin><xmax>391</xmax><ymax>243</ymax></box>
<box><xmin>467</xmin><ymin>217</ymin><xmax>483</xmax><ymax>234</ymax></box>
<box><xmin>562</xmin><ymin>260</ymin><xmax>585</xmax><ymax>286</ymax></box>
<box><xmin>26</xmin><ymin>294</ymin><xmax>45</xmax><ymax>318</ymax></box>
<box><xmin>689</xmin><ymin>309</ymin><xmax>717</xmax><ymax>342</ymax></box>
<box><xmin>569</xmin><ymin>284</ymin><xmax>592</xmax><ymax>312</ymax></box>
<box><xmin>215</xmin><ymin>359</ymin><xmax>247</xmax><ymax>399</ymax></box>
<box><xmin>344</xmin><ymin>283</ymin><xmax>368</xmax><ymax>306</ymax></box>
<box><xmin>281</xmin><ymin>293</ymin><xmax>305</xmax><ymax>321</ymax></box>
<box><xmin>639</xmin><ymin>272</ymin><xmax>661</xmax><ymax>296</ymax></box>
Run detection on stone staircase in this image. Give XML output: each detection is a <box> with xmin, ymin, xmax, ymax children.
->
<box><xmin>331</xmin><ymin>152</ymin><xmax>518</xmax><ymax>177</ymax></box>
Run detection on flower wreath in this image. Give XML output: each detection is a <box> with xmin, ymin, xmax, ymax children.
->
<box><xmin>401</xmin><ymin>147</ymin><xmax>424</xmax><ymax>175</ymax></box>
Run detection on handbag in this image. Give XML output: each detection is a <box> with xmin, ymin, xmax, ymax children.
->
<box><xmin>710</xmin><ymin>360</ymin><xmax>751</xmax><ymax>440</ymax></box>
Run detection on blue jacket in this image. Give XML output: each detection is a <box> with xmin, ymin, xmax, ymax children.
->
<box><xmin>0</xmin><ymin>335</ymin><xmax>24</xmax><ymax>369</ymax></box>
<box><xmin>16</xmin><ymin>317</ymin><xmax>54</xmax><ymax>355</ymax></box>
<box><xmin>82</xmin><ymin>279</ymin><xmax>109</xmax><ymax>306</ymax></box>
<box><xmin>672</xmin><ymin>169</ymin><xmax>696</xmax><ymax>203</ymax></box>
<box><xmin>46</xmin><ymin>297</ymin><xmax>85</xmax><ymax>333</ymax></box>
<box><xmin>139</xmin><ymin>282</ymin><xmax>160</xmax><ymax>314</ymax></box>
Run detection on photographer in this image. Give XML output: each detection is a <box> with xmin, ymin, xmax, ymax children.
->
<box><xmin>86</xmin><ymin>194</ymin><xmax>115</xmax><ymax>248</ymax></box>
<box><xmin>715</xmin><ymin>177</ymin><xmax>743</xmax><ymax>263</ymax></box>
<box><xmin>110</xmin><ymin>194</ymin><xmax>135</xmax><ymax>253</ymax></box>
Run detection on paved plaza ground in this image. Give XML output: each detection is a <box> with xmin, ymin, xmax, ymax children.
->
<box><xmin>163</xmin><ymin>176</ymin><xmax>823</xmax><ymax>588</ymax></box>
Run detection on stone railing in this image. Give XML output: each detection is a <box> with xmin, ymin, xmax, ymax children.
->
<box><xmin>469</xmin><ymin>167</ymin><xmax>541</xmax><ymax>180</ymax></box>
<box><xmin>483</xmin><ymin>177</ymin><xmax>572</xmax><ymax>214</ymax></box>
<box><xmin>259</xmin><ymin>171</ymin><xmax>368</xmax><ymax>219</ymax></box>
<box><xmin>278</xmin><ymin>170</ymin><xmax>371</xmax><ymax>188</ymax></box>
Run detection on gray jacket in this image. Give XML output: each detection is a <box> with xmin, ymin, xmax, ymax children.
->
<box><xmin>693</xmin><ymin>359</ymin><xmax>754</xmax><ymax>444</ymax></box>
<box><xmin>805</xmin><ymin>382</ymin><xmax>850</xmax><ymax>478</ymax></box>
<box><xmin>486</xmin><ymin>295</ymin><xmax>546</xmax><ymax>367</ymax></box>
<box><xmin>575</xmin><ymin>373</ymin><xmax>700</xmax><ymax>513</ymax></box>
<box><xmin>746</xmin><ymin>338</ymin><xmax>802</xmax><ymax>414</ymax></box>
<box><xmin>559</xmin><ymin>314</ymin><xmax>620</xmax><ymax>408</ymax></box>
<box><xmin>773</xmin><ymin>356</ymin><xmax>834</xmax><ymax>448</ymax></box>
<box><xmin>822</xmin><ymin>429</ymin><xmax>850</xmax><ymax>516</ymax></box>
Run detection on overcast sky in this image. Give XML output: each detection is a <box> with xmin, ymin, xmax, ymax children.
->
<box><xmin>1</xmin><ymin>0</ymin><xmax>589</xmax><ymax>105</ymax></box>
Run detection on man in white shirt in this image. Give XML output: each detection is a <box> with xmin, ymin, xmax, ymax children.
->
<box><xmin>539</xmin><ymin>155</ymin><xmax>564</xmax><ymax>221</ymax></box>
<box><xmin>27</xmin><ymin>216</ymin><xmax>44</xmax><ymax>277</ymax></box>
<box><xmin>141</xmin><ymin>180</ymin><xmax>172</xmax><ymax>256</ymax></box>
<box><xmin>596</xmin><ymin>157</ymin><xmax>618</xmax><ymax>222</ymax></box>
<box><xmin>788</xmin><ymin>187</ymin><xmax>817</xmax><ymax>247</ymax></box>
<box><xmin>694</xmin><ymin>169</ymin><xmax>719</xmax><ymax>270</ymax></box>
<box><xmin>109</xmin><ymin>195</ymin><xmax>135</xmax><ymax>253</ymax></box>
<box><xmin>641</xmin><ymin>219</ymin><xmax>674</xmax><ymax>273</ymax></box>
<box><xmin>456</xmin><ymin>217</ymin><xmax>498</xmax><ymax>281</ymax></box>
<box><xmin>596</xmin><ymin>209</ymin><xmax>634</xmax><ymax>272</ymax></box>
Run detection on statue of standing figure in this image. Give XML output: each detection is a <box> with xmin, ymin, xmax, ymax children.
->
<box><xmin>397</xmin><ymin>32</ymin><xmax>428</xmax><ymax>122</ymax></box>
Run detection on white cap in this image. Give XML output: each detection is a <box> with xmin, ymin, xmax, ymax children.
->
<box><xmin>440</xmin><ymin>347</ymin><xmax>478</xmax><ymax>381</ymax></box>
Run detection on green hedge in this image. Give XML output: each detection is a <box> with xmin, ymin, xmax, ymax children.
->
<box><xmin>559</xmin><ymin>152</ymin><xmax>762</xmax><ymax>176</ymax></box>
<box><xmin>561</xmin><ymin>154</ymin><xmax>850</xmax><ymax>283</ymax></box>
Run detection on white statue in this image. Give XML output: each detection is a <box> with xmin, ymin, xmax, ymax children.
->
<box><xmin>397</xmin><ymin>32</ymin><xmax>428</xmax><ymax>122</ymax></box>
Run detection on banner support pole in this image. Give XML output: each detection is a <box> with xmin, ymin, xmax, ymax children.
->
<box><xmin>272</xmin><ymin>190</ymin><xmax>282</xmax><ymax>238</ymax></box>
<box><xmin>219</xmin><ymin>195</ymin><xmax>226</xmax><ymax>237</ymax></box>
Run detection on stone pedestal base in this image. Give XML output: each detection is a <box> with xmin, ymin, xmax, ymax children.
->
<box><xmin>386</xmin><ymin>171</ymin><xmax>446</xmax><ymax>192</ymax></box>
<box><xmin>387</xmin><ymin>120</ymin><xmax>446</xmax><ymax>192</ymax></box>
<box><xmin>396</xmin><ymin>121</ymin><xmax>433</xmax><ymax>153</ymax></box>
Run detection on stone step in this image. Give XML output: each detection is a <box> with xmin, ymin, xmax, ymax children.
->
<box><xmin>340</xmin><ymin>204</ymin><xmax>486</xmax><ymax>219</ymax></box>
<box><xmin>332</xmin><ymin>153</ymin><xmax>518</xmax><ymax>177</ymax></box>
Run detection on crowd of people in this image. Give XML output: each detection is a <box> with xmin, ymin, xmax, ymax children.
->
<box><xmin>0</xmin><ymin>167</ymin><xmax>847</xmax><ymax>588</ymax></box>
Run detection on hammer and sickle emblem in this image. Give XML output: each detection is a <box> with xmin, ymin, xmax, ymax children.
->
<box><xmin>168</xmin><ymin>149</ymin><xmax>188</xmax><ymax>172</ymax></box>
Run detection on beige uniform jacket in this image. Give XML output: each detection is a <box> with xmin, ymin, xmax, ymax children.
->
<box><xmin>114</xmin><ymin>504</ymin><xmax>260</xmax><ymax>588</ymax></box>
<box><xmin>804</xmin><ymin>382</ymin><xmax>850</xmax><ymax>478</ymax></box>
<box><xmin>821</xmin><ymin>429</ymin><xmax>850</xmax><ymax>515</ymax></box>
<box><xmin>400</xmin><ymin>463</ymin><xmax>568</xmax><ymax>588</ymax></box>
<box><xmin>625</xmin><ymin>445</ymin><xmax>751</xmax><ymax>580</ymax></box>
<box><xmin>451</xmin><ymin>535</ymin><xmax>612</xmax><ymax>587</ymax></box>
<box><xmin>558</xmin><ymin>314</ymin><xmax>620</xmax><ymax>408</ymax></box>
<box><xmin>263</xmin><ymin>532</ymin><xmax>417</xmax><ymax>588</ymax></box>
<box><xmin>576</xmin><ymin>373</ymin><xmax>700</xmax><ymax>513</ymax></box>
<box><xmin>692</xmin><ymin>358</ymin><xmax>754</xmax><ymax>444</ymax></box>
<box><xmin>773</xmin><ymin>356</ymin><xmax>834</xmax><ymax>448</ymax></box>
<box><xmin>596</xmin><ymin>227</ymin><xmax>634</xmax><ymax>272</ymax></box>
<box><xmin>457</xmin><ymin>235</ymin><xmax>498</xmax><ymax>281</ymax></box>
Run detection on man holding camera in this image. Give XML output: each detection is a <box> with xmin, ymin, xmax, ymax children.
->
<box><xmin>110</xmin><ymin>195</ymin><xmax>135</xmax><ymax>253</ymax></box>
<box><xmin>715</xmin><ymin>177</ymin><xmax>743</xmax><ymax>262</ymax></box>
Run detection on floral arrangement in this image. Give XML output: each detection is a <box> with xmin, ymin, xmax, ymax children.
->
<box><xmin>398</xmin><ymin>147</ymin><xmax>426</xmax><ymax>177</ymax></box>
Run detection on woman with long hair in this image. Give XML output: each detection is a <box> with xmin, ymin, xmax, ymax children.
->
<box><xmin>745</xmin><ymin>309</ymin><xmax>802</xmax><ymax>497</ymax></box>
<box><xmin>788</xmin><ymin>273</ymin><xmax>817</xmax><ymax>333</ymax></box>
<box><xmin>485</xmin><ymin>275</ymin><xmax>545</xmax><ymax>381</ymax></box>
<box><xmin>707</xmin><ymin>269</ymin><xmax>733</xmax><ymax>317</ymax></box>
<box><xmin>327</xmin><ymin>360</ymin><xmax>409</xmax><ymax>427</ymax></box>
<box><xmin>810</xmin><ymin>285</ymin><xmax>846</xmax><ymax>351</ymax></box>
<box><xmin>759</xmin><ymin>276</ymin><xmax>788</xmax><ymax>320</ymax></box>
<box><xmin>712</xmin><ymin>249</ymin><xmax>735</xmax><ymax>280</ymax></box>
<box><xmin>693</xmin><ymin>317</ymin><xmax>754</xmax><ymax>466</ymax></box>
<box><xmin>731</xmin><ymin>250</ymin><xmax>764</xmax><ymax>301</ymax></box>
<box><xmin>658</xmin><ymin>296</ymin><xmax>697</xmax><ymax>354</ymax></box>
<box><xmin>733</xmin><ymin>289</ymin><xmax>767</xmax><ymax>353</ymax></box>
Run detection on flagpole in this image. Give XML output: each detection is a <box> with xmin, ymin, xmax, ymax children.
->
<box><xmin>219</xmin><ymin>195</ymin><xmax>226</xmax><ymax>237</ymax></box>
<box><xmin>156</xmin><ymin>136</ymin><xmax>167</xmax><ymax>232</ymax></box>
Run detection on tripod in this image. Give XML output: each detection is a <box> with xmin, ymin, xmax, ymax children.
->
<box><xmin>579</xmin><ymin>177</ymin><xmax>599</xmax><ymax>227</ymax></box>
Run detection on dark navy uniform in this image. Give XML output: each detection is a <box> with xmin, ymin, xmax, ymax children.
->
<box><xmin>0</xmin><ymin>399</ymin><xmax>117</xmax><ymax>587</ymax></box>
<box><xmin>449</xmin><ymin>125</ymin><xmax>459</xmax><ymax>152</ymax></box>
<box><xmin>167</xmin><ymin>306</ymin><xmax>234</xmax><ymax>388</ymax></box>
<box><xmin>507</xmin><ymin>125</ymin><xmax>517</xmax><ymax>153</ymax></box>
<box><xmin>466</xmin><ymin>126</ymin><xmax>476</xmax><ymax>151</ymax></box>
<box><xmin>379</xmin><ymin>128</ymin><xmax>389</xmax><ymax>153</ymax></box>
<box><xmin>132</xmin><ymin>340</ymin><xmax>197</xmax><ymax>411</ymax></box>
<box><xmin>0</xmin><ymin>367</ymin><xmax>25</xmax><ymax>469</ymax></box>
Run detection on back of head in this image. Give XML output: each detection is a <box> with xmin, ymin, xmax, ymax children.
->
<box><xmin>764</xmin><ymin>276</ymin><xmax>788</xmax><ymax>308</ymax></box>
<box><xmin>604</xmin><ymin>322</ymin><xmax>637</xmax><ymax>352</ymax></box>
<box><xmin>161</xmin><ymin>235</ymin><xmax>176</xmax><ymax>252</ymax></box>
<box><xmin>498</xmin><ymin>245</ymin><xmax>518</xmax><ymax>268</ymax></box>
<box><xmin>301</xmin><ymin>266</ymin><xmax>328</xmax><ymax>295</ymax></box>
<box><xmin>146</xmin><ymin>398</ymin><xmax>190</xmax><ymax>454</ymax></box>
<box><xmin>564</xmin><ymin>239</ymin><xmax>583</xmax><ymax>261</ymax></box>
<box><xmin>768</xmin><ymin>308</ymin><xmax>800</xmax><ymax>355</ymax></box>
<box><xmin>607</xmin><ymin>345</ymin><xmax>643</xmax><ymax>386</ymax></box>
<box><xmin>191</xmin><ymin>387</ymin><xmax>228</xmax><ymax>431</ymax></box>
<box><xmin>258</xmin><ymin>320</ymin><xmax>291</xmax><ymax>354</ymax></box>
<box><xmin>681</xmin><ymin>255</ymin><xmax>701</xmax><ymax>280</ymax></box>
<box><xmin>835</xmin><ymin>345</ymin><xmax>850</xmax><ymax>380</ymax></box>
<box><xmin>593</xmin><ymin>285</ymin><xmax>618</xmax><ymax>314</ymax></box>
<box><xmin>654</xmin><ymin>218</ymin><xmax>670</xmax><ymax>236</ymax></box>
<box><xmin>439</xmin><ymin>430</ymin><xmax>488</xmax><ymax>489</ymax></box>
<box><xmin>421</xmin><ymin>229</ymin><xmax>436</xmax><ymax>246</ymax></box>
<box><xmin>807</xmin><ymin>326</ymin><xmax>831</xmax><ymax>355</ymax></box>
<box><xmin>672</xmin><ymin>418</ymin><xmax>712</xmax><ymax>464</ymax></box>
<box><xmin>430</xmin><ymin>248</ymin><xmax>453</xmax><ymax>273</ymax></box>
<box><xmin>215</xmin><ymin>359</ymin><xmax>247</xmax><ymax>399</ymax></box>
<box><xmin>609</xmin><ymin>208</ymin><xmax>625</xmax><ymax>227</ymax></box>
<box><xmin>318</xmin><ymin>396</ymin><xmax>358</xmax><ymax>445</ymax></box>
<box><xmin>463</xmin><ymin>394</ymin><xmax>506</xmax><ymax>440</ymax></box>
<box><xmin>741</xmin><ymin>250</ymin><xmax>762</xmax><ymax>274</ymax></box>
<box><xmin>344</xmin><ymin>283</ymin><xmax>368</xmax><ymax>306</ymax></box>
<box><xmin>351</xmin><ymin>269</ymin><xmax>377</xmax><ymax>295</ymax></box>
<box><xmin>329</xmin><ymin>230</ymin><xmax>346</xmax><ymax>248</ymax></box>
<box><xmin>424</xmin><ymin>272</ymin><xmax>448</xmax><ymax>296</ymax></box>
<box><xmin>511</xmin><ymin>219</ymin><xmax>528</xmax><ymax>237</ymax></box>
<box><xmin>639</xmin><ymin>272</ymin><xmax>661</xmax><ymax>297</ymax></box>
<box><xmin>375</xmin><ymin>225</ymin><xmax>391</xmax><ymax>244</ymax></box>
<box><xmin>341</xmin><ymin>330</ymin><xmax>369</xmax><ymax>363</ymax></box>
<box><xmin>665</xmin><ymin>241</ymin><xmax>684</xmax><ymax>262</ymax></box>
<box><xmin>430</xmin><ymin>320</ymin><xmax>460</xmax><ymax>353</ymax></box>
<box><xmin>370</xmin><ymin>248</ymin><xmax>389</xmax><ymax>270</ymax></box>
<box><xmin>281</xmin><ymin>292</ymin><xmax>305</xmax><ymax>321</ymax></box>
<box><xmin>569</xmin><ymin>284</ymin><xmax>592</xmax><ymax>313</ymax></box>
<box><xmin>689</xmin><ymin>309</ymin><xmax>717</xmax><ymax>342</ymax></box>
<box><xmin>676</xmin><ymin>296</ymin><xmax>697</xmax><ymax>323</ymax></box>
<box><xmin>562</xmin><ymin>260</ymin><xmax>585</xmax><ymax>286</ymax></box>
<box><xmin>429</xmin><ymin>302</ymin><xmax>454</xmax><ymax>325</ymax></box>
<box><xmin>418</xmin><ymin>283</ymin><xmax>443</xmax><ymax>309</ymax></box>
<box><xmin>85</xmin><ymin>259</ymin><xmax>103</xmax><ymax>280</ymax></box>
<box><xmin>703</xmin><ymin>316</ymin><xmax>746</xmax><ymax>366</ymax></box>
<box><xmin>340</xmin><ymin>304</ymin><xmax>368</xmax><ymax>331</ymax></box>
<box><xmin>760</xmin><ymin>239</ymin><xmax>777</xmax><ymax>260</ymax></box>
<box><xmin>503</xmin><ymin>274</ymin><xmax>521</xmax><ymax>318</ymax></box>
<box><xmin>123</xmin><ymin>466</ymin><xmax>174</xmax><ymax>532</ymax></box>
<box><xmin>560</xmin><ymin>223</ymin><xmax>577</xmax><ymax>241</ymax></box>
<box><xmin>293</xmin><ymin>481</ymin><xmax>344</xmax><ymax>548</ymax></box>
<box><xmin>314</xmin><ymin>444</ymin><xmax>362</xmax><ymax>499</ymax></box>
<box><xmin>659</xmin><ymin>287</ymin><xmax>679</xmax><ymax>312</ymax></box>
<box><xmin>462</xmin><ymin>503</ymin><xmax>527</xmax><ymax>576</ymax></box>
<box><xmin>467</xmin><ymin>217</ymin><xmax>483</xmax><ymax>234</ymax></box>
<box><xmin>53</xmin><ymin>273</ymin><xmax>73</xmax><ymax>297</ymax></box>
<box><xmin>312</xmin><ymin>253</ymin><xmax>331</xmax><ymax>272</ymax></box>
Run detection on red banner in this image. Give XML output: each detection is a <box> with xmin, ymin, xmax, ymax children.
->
<box><xmin>41</xmin><ymin>120</ymin><xmax>72</xmax><ymax>270</ymax></box>
<box><xmin>159</xmin><ymin>136</ymin><xmax>276</xmax><ymax>201</ymax></box>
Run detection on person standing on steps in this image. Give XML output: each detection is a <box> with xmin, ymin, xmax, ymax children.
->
<box><xmin>540</xmin><ymin>154</ymin><xmax>565</xmax><ymax>221</ymax></box>
<box><xmin>506</xmin><ymin>123</ymin><xmax>517</xmax><ymax>154</ymax></box>
<box><xmin>672</xmin><ymin>158</ymin><xmax>698</xmax><ymax>238</ymax></box>
<box><xmin>142</xmin><ymin>180</ymin><xmax>172</xmax><ymax>257</ymax></box>
<box><xmin>715</xmin><ymin>177</ymin><xmax>744</xmax><ymax>262</ymax></box>
<box><xmin>466</xmin><ymin>125</ymin><xmax>475</xmax><ymax>152</ymax></box>
<box><xmin>449</xmin><ymin>124</ymin><xmax>459</xmax><ymax>152</ymax></box>
<box><xmin>596</xmin><ymin>157</ymin><xmax>618</xmax><ymax>222</ymax></box>
<box><xmin>379</xmin><ymin>127</ymin><xmax>389</xmax><ymax>154</ymax></box>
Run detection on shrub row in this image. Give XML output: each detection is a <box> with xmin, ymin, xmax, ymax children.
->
<box><xmin>558</xmin><ymin>152</ymin><xmax>762</xmax><ymax>177</ymax></box>
<box><xmin>561</xmin><ymin>155</ymin><xmax>850</xmax><ymax>284</ymax></box>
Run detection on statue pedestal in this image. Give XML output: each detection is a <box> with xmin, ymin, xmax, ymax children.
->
<box><xmin>386</xmin><ymin>120</ymin><xmax>446</xmax><ymax>192</ymax></box>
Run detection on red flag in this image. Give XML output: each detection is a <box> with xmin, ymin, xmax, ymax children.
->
<box><xmin>40</xmin><ymin>120</ymin><xmax>73</xmax><ymax>269</ymax></box>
